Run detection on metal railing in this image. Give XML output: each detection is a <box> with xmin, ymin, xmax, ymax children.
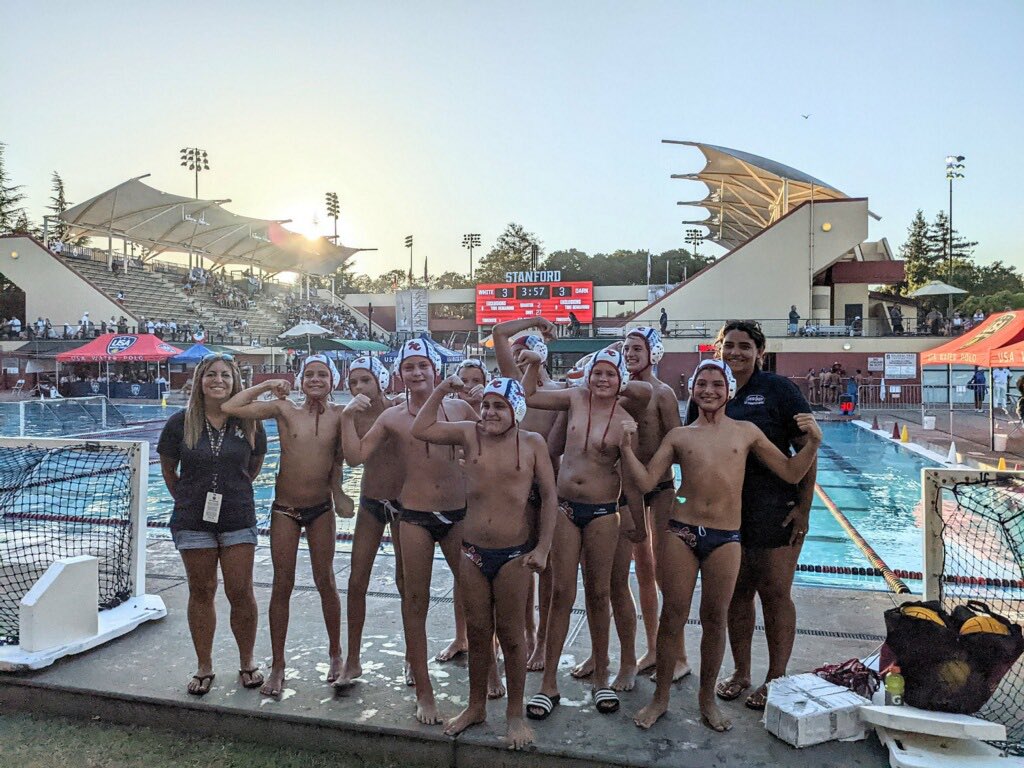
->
<box><xmin>613</xmin><ymin>317</ymin><xmax>925</xmax><ymax>339</ymax></box>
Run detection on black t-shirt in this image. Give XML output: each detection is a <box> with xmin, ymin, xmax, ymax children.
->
<box><xmin>157</xmin><ymin>410</ymin><xmax>267</xmax><ymax>532</ymax></box>
<box><xmin>686</xmin><ymin>368</ymin><xmax>811</xmax><ymax>512</ymax></box>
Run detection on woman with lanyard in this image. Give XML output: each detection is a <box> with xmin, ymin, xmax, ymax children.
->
<box><xmin>686</xmin><ymin>321</ymin><xmax>816</xmax><ymax>712</ymax></box>
<box><xmin>158</xmin><ymin>353</ymin><xmax>268</xmax><ymax>696</ymax></box>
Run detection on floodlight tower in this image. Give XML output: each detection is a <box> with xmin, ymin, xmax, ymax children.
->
<box><xmin>405</xmin><ymin>235</ymin><xmax>414</xmax><ymax>285</ymax></box>
<box><xmin>462</xmin><ymin>233</ymin><xmax>481</xmax><ymax>281</ymax></box>
<box><xmin>325</xmin><ymin>192</ymin><xmax>340</xmax><ymax>243</ymax></box>
<box><xmin>945</xmin><ymin>155</ymin><xmax>965</xmax><ymax>282</ymax></box>
<box><xmin>179</xmin><ymin>148</ymin><xmax>209</xmax><ymax>199</ymax></box>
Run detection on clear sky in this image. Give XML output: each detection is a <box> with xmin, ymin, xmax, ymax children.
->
<box><xmin>4</xmin><ymin>1</ymin><xmax>1022</xmax><ymax>278</ymax></box>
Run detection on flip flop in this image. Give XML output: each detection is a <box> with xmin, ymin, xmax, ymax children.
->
<box><xmin>594</xmin><ymin>688</ymin><xmax>620</xmax><ymax>714</ymax></box>
<box><xmin>238</xmin><ymin>668</ymin><xmax>263</xmax><ymax>689</ymax></box>
<box><xmin>744</xmin><ymin>686</ymin><xmax>768</xmax><ymax>711</ymax></box>
<box><xmin>188</xmin><ymin>673</ymin><xmax>215</xmax><ymax>696</ymax></box>
<box><xmin>715</xmin><ymin>678</ymin><xmax>749</xmax><ymax>701</ymax></box>
<box><xmin>526</xmin><ymin>693</ymin><xmax>560</xmax><ymax>721</ymax></box>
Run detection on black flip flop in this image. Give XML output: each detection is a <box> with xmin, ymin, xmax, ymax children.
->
<box><xmin>594</xmin><ymin>688</ymin><xmax>620</xmax><ymax>714</ymax></box>
<box><xmin>526</xmin><ymin>693</ymin><xmax>560</xmax><ymax>720</ymax></box>
<box><xmin>188</xmin><ymin>673</ymin><xmax>215</xmax><ymax>696</ymax></box>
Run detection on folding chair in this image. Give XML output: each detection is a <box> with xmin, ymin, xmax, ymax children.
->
<box><xmin>11</xmin><ymin>379</ymin><xmax>24</xmax><ymax>396</ymax></box>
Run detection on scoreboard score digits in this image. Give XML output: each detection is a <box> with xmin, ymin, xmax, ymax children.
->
<box><xmin>476</xmin><ymin>280</ymin><xmax>593</xmax><ymax>325</ymax></box>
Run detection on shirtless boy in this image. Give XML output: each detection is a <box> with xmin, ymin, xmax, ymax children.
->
<box><xmin>619</xmin><ymin>359</ymin><xmax>821</xmax><ymax>732</ymax></box>
<box><xmin>339</xmin><ymin>356</ymin><xmax>407</xmax><ymax>686</ymax></box>
<box><xmin>412</xmin><ymin>375</ymin><xmax>557</xmax><ymax>749</ymax></box>
<box><xmin>521</xmin><ymin>343</ymin><xmax>651</xmax><ymax>719</ymax></box>
<box><xmin>342</xmin><ymin>339</ymin><xmax>477</xmax><ymax>724</ymax></box>
<box><xmin>222</xmin><ymin>354</ymin><xmax>348</xmax><ymax>697</ymax></box>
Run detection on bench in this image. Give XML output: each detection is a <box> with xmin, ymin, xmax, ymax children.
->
<box><xmin>674</xmin><ymin>325</ymin><xmax>710</xmax><ymax>338</ymax></box>
<box><xmin>595</xmin><ymin>327</ymin><xmax>622</xmax><ymax>337</ymax></box>
<box><xmin>802</xmin><ymin>324</ymin><xmax>858</xmax><ymax>337</ymax></box>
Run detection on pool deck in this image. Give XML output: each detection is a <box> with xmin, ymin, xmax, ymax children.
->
<box><xmin>0</xmin><ymin>538</ymin><xmax>901</xmax><ymax>767</ymax></box>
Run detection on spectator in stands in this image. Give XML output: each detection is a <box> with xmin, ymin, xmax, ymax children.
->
<box><xmin>888</xmin><ymin>305</ymin><xmax>904</xmax><ymax>335</ymax></box>
<box><xmin>116</xmin><ymin>290</ymin><xmax>125</xmax><ymax>303</ymax></box>
<box><xmin>9</xmin><ymin>316</ymin><xmax>21</xmax><ymax>339</ymax></box>
<box><xmin>973</xmin><ymin>309</ymin><xmax>986</xmax><ymax>327</ymax></box>
<box><xmin>568</xmin><ymin>311</ymin><xmax>581</xmax><ymax>338</ymax></box>
<box><xmin>787</xmin><ymin>305</ymin><xmax>800</xmax><ymax>336</ymax></box>
<box><xmin>660</xmin><ymin>307</ymin><xmax>669</xmax><ymax>336</ymax></box>
<box><xmin>146</xmin><ymin>318</ymin><xmax>156</xmax><ymax>335</ymax></box>
<box><xmin>35</xmin><ymin>317</ymin><xmax>45</xmax><ymax>337</ymax></box>
<box><xmin>80</xmin><ymin>311</ymin><xmax>90</xmax><ymax>329</ymax></box>
<box><xmin>993</xmin><ymin>366</ymin><xmax>1011</xmax><ymax>412</ymax></box>
<box><xmin>63</xmin><ymin>321</ymin><xmax>74</xmax><ymax>339</ymax></box>
<box><xmin>926</xmin><ymin>307</ymin><xmax>943</xmax><ymax>336</ymax></box>
<box><xmin>157</xmin><ymin>353</ymin><xmax>267</xmax><ymax>695</ymax></box>
<box><xmin>968</xmin><ymin>366</ymin><xmax>987</xmax><ymax>412</ymax></box>
<box><xmin>117</xmin><ymin>317</ymin><xmax>128</xmax><ymax>334</ymax></box>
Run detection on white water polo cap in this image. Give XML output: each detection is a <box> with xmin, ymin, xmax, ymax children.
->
<box><xmin>584</xmin><ymin>347</ymin><xmax>629</xmax><ymax>392</ymax></box>
<box><xmin>299</xmin><ymin>354</ymin><xmax>341</xmax><ymax>390</ymax></box>
<box><xmin>688</xmin><ymin>358</ymin><xmax>737</xmax><ymax>400</ymax></box>
<box><xmin>567</xmin><ymin>352</ymin><xmax>595</xmax><ymax>387</ymax></box>
<box><xmin>483</xmin><ymin>377</ymin><xmax>527</xmax><ymax>424</ymax></box>
<box><xmin>512</xmin><ymin>334</ymin><xmax>548</xmax><ymax>364</ymax></box>
<box><xmin>348</xmin><ymin>356</ymin><xmax>390</xmax><ymax>393</ymax></box>
<box><xmin>456</xmin><ymin>358</ymin><xmax>489</xmax><ymax>382</ymax></box>
<box><xmin>396</xmin><ymin>338</ymin><xmax>441</xmax><ymax>375</ymax></box>
<box><xmin>626</xmin><ymin>326</ymin><xmax>664</xmax><ymax>365</ymax></box>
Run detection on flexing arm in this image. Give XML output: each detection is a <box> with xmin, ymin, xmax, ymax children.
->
<box><xmin>341</xmin><ymin>397</ymin><xmax>389</xmax><ymax>467</ymax></box>
<box><xmin>222</xmin><ymin>379</ymin><xmax>290</xmax><ymax>420</ymax></box>
<box><xmin>493</xmin><ymin>317</ymin><xmax>555</xmax><ymax>379</ymax></box>
<box><xmin>411</xmin><ymin>376</ymin><xmax>473</xmax><ymax>446</ymax></box>
<box><xmin>748</xmin><ymin>415</ymin><xmax>822</xmax><ymax>484</ymax></box>
<box><xmin>619</xmin><ymin>420</ymin><xmax>677</xmax><ymax>493</ymax></box>
<box><xmin>522</xmin><ymin>357</ymin><xmax>574</xmax><ymax>410</ymax></box>
<box><xmin>621</xmin><ymin>380</ymin><xmax>653</xmax><ymax>418</ymax></box>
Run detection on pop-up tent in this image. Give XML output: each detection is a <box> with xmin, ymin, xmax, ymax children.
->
<box><xmin>56</xmin><ymin>333</ymin><xmax>183</xmax><ymax>363</ymax></box>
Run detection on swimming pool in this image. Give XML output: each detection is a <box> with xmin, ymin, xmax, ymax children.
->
<box><xmin>1</xmin><ymin>403</ymin><xmax>935</xmax><ymax>591</ymax></box>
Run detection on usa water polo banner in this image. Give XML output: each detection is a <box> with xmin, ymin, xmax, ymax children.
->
<box><xmin>56</xmin><ymin>333</ymin><xmax>183</xmax><ymax>362</ymax></box>
<box><xmin>475</xmin><ymin>281</ymin><xmax>593</xmax><ymax>325</ymax></box>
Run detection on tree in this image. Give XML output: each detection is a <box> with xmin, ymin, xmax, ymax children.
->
<box><xmin>898</xmin><ymin>209</ymin><xmax>934</xmax><ymax>293</ymax></box>
<box><xmin>924</xmin><ymin>210</ymin><xmax>979</xmax><ymax>283</ymax></box>
<box><xmin>474</xmin><ymin>222</ymin><xmax>543</xmax><ymax>283</ymax></box>
<box><xmin>430</xmin><ymin>271</ymin><xmax>473</xmax><ymax>289</ymax></box>
<box><xmin>541</xmin><ymin>248</ymin><xmax>590</xmax><ymax>280</ymax></box>
<box><xmin>12</xmin><ymin>211</ymin><xmax>41</xmax><ymax>240</ymax></box>
<box><xmin>0</xmin><ymin>143</ymin><xmax>26</xmax><ymax>234</ymax></box>
<box><xmin>48</xmin><ymin>171</ymin><xmax>72</xmax><ymax>243</ymax></box>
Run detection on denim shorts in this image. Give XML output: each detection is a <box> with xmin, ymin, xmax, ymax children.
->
<box><xmin>172</xmin><ymin>526</ymin><xmax>258</xmax><ymax>550</ymax></box>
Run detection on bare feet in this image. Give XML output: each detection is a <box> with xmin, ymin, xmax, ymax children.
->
<box><xmin>488</xmin><ymin>664</ymin><xmax>507</xmax><ymax>700</ymax></box>
<box><xmin>340</xmin><ymin>659</ymin><xmax>362</xmax><ymax>683</ymax></box>
<box><xmin>415</xmin><ymin>696</ymin><xmax>442</xmax><ymax>725</ymax></box>
<box><xmin>700</xmin><ymin>700</ymin><xmax>733</xmax><ymax>732</ymax></box>
<box><xmin>443</xmin><ymin>704</ymin><xmax>486</xmax><ymax>736</ymax></box>
<box><xmin>506</xmin><ymin>717</ymin><xmax>535</xmax><ymax>750</ymax></box>
<box><xmin>526</xmin><ymin>641</ymin><xmax>546</xmax><ymax>672</ymax></box>
<box><xmin>714</xmin><ymin>671</ymin><xmax>750</xmax><ymax>701</ymax></box>
<box><xmin>611</xmin><ymin>663</ymin><xmax>638</xmax><ymax>692</ymax></box>
<box><xmin>633</xmin><ymin>700</ymin><xmax>668</xmax><ymax>729</ymax></box>
<box><xmin>404</xmin><ymin>660</ymin><xmax>416</xmax><ymax>687</ymax></box>
<box><xmin>650</xmin><ymin>660</ymin><xmax>692</xmax><ymax>683</ymax></box>
<box><xmin>260</xmin><ymin>666</ymin><xmax>285</xmax><ymax>697</ymax></box>
<box><xmin>569</xmin><ymin>655</ymin><xmax>594</xmax><ymax>679</ymax></box>
<box><xmin>326</xmin><ymin>654</ymin><xmax>343</xmax><ymax>684</ymax></box>
<box><xmin>636</xmin><ymin>650</ymin><xmax>657</xmax><ymax>672</ymax></box>
<box><xmin>435</xmin><ymin>638</ymin><xmax>468</xmax><ymax>663</ymax></box>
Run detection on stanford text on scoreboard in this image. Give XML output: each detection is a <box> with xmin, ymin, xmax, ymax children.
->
<box><xmin>475</xmin><ymin>276</ymin><xmax>594</xmax><ymax>325</ymax></box>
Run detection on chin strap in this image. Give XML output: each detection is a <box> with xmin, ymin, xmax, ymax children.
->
<box><xmin>410</xmin><ymin>396</ymin><xmax>450</xmax><ymax>457</ymax></box>
<box><xmin>474</xmin><ymin>423</ymin><xmax>521</xmax><ymax>470</ymax></box>
<box><xmin>306</xmin><ymin>395</ymin><xmax>328</xmax><ymax>435</ymax></box>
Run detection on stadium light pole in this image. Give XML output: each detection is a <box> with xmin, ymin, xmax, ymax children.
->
<box><xmin>405</xmin><ymin>235</ymin><xmax>414</xmax><ymax>285</ymax></box>
<box><xmin>685</xmin><ymin>228</ymin><xmax>704</xmax><ymax>260</ymax></box>
<box><xmin>463</xmin><ymin>233</ymin><xmax>481</xmax><ymax>281</ymax></box>
<box><xmin>945</xmin><ymin>155</ymin><xmax>965</xmax><ymax>284</ymax></box>
<box><xmin>179</xmin><ymin>147</ymin><xmax>210</xmax><ymax>199</ymax></box>
<box><xmin>325</xmin><ymin>192</ymin><xmax>340</xmax><ymax>244</ymax></box>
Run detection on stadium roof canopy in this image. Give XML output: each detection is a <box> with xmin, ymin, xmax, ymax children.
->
<box><xmin>59</xmin><ymin>176</ymin><xmax>371</xmax><ymax>276</ymax></box>
<box><xmin>663</xmin><ymin>141</ymin><xmax>876</xmax><ymax>250</ymax></box>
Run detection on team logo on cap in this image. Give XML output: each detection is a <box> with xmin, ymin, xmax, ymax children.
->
<box><xmin>107</xmin><ymin>335</ymin><xmax>137</xmax><ymax>355</ymax></box>
<box><xmin>484</xmin><ymin>377</ymin><xmax>527</xmax><ymax>423</ymax></box>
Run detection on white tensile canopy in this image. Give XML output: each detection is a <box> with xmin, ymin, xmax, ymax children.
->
<box><xmin>58</xmin><ymin>176</ymin><xmax>371</xmax><ymax>276</ymax></box>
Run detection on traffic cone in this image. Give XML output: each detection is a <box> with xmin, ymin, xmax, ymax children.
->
<box><xmin>998</xmin><ymin>457</ymin><xmax>1007</xmax><ymax>471</ymax></box>
<box><xmin>161</xmin><ymin>393</ymin><xmax>167</xmax><ymax>408</ymax></box>
<box><xmin>871</xmin><ymin>415</ymin><xmax>881</xmax><ymax>430</ymax></box>
<box><xmin>900</xmin><ymin>425</ymin><xmax>910</xmax><ymax>443</ymax></box>
<box><xmin>946</xmin><ymin>442</ymin><xmax>958</xmax><ymax>464</ymax></box>
<box><xmin>1014</xmin><ymin>463</ymin><xmax>1020</xmax><ymax>471</ymax></box>
<box><xmin>891</xmin><ymin>421</ymin><xmax>900</xmax><ymax>440</ymax></box>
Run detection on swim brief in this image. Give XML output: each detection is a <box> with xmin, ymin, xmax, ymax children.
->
<box><xmin>398</xmin><ymin>504</ymin><xmax>467</xmax><ymax>542</ymax></box>
<box><xmin>272</xmin><ymin>499</ymin><xmax>333</xmax><ymax>527</ymax></box>
<box><xmin>361</xmin><ymin>496</ymin><xmax>401</xmax><ymax>526</ymax></box>
<box><xmin>667</xmin><ymin>520</ymin><xmax>741</xmax><ymax>561</ymax></box>
<box><xmin>462</xmin><ymin>540</ymin><xmax>530</xmax><ymax>582</ymax></box>
<box><xmin>559</xmin><ymin>498</ymin><xmax>618</xmax><ymax>530</ymax></box>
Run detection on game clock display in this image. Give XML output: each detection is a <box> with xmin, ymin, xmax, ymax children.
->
<box><xmin>475</xmin><ymin>281</ymin><xmax>594</xmax><ymax>324</ymax></box>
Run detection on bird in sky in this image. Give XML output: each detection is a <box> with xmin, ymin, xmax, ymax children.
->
<box><xmin>801</xmin><ymin>113</ymin><xmax>812</xmax><ymax>119</ymax></box>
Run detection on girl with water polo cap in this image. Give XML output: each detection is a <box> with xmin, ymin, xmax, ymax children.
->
<box><xmin>620</xmin><ymin>358</ymin><xmax>821</xmax><ymax>732</ymax></box>
<box><xmin>221</xmin><ymin>352</ymin><xmax>347</xmax><ymax>697</ymax></box>
<box><xmin>519</xmin><ymin>338</ymin><xmax>652</xmax><ymax>720</ymax></box>
<box><xmin>339</xmin><ymin>355</ymin><xmax>410</xmax><ymax>687</ymax></box>
<box><xmin>342</xmin><ymin>337</ymin><xmax>478</xmax><ymax>725</ymax></box>
<box><xmin>411</xmin><ymin>375</ymin><xmax>557</xmax><ymax>750</ymax></box>
<box><xmin>158</xmin><ymin>352</ymin><xmax>267</xmax><ymax>696</ymax></box>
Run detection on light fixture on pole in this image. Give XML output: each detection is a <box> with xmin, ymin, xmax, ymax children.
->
<box><xmin>179</xmin><ymin>147</ymin><xmax>210</xmax><ymax>199</ymax></box>
<box><xmin>530</xmin><ymin>244</ymin><xmax>539</xmax><ymax>272</ymax></box>
<box><xmin>685</xmin><ymin>228</ymin><xmax>704</xmax><ymax>259</ymax></box>
<box><xmin>462</xmin><ymin>233</ymin><xmax>481</xmax><ymax>281</ymax></box>
<box><xmin>404</xmin><ymin>235</ymin><xmax>414</xmax><ymax>285</ymax></box>
<box><xmin>325</xmin><ymin>192</ymin><xmax>340</xmax><ymax>243</ymax></box>
<box><xmin>944</xmin><ymin>155</ymin><xmax>965</xmax><ymax>283</ymax></box>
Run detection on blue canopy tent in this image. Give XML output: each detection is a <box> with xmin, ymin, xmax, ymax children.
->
<box><xmin>169</xmin><ymin>343</ymin><xmax>214</xmax><ymax>364</ymax></box>
<box><xmin>381</xmin><ymin>334</ymin><xmax>465</xmax><ymax>366</ymax></box>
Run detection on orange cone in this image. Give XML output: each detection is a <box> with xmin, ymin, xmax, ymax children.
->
<box><xmin>891</xmin><ymin>421</ymin><xmax>900</xmax><ymax>440</ymax></box>
<box><xmin>871</xmin><ymin>415</ymin><xmax>881</xmax><ymax>430</ymax></box>
<box><xmin>997</xmin><ymin>457</ymin><xmax>1007</xmax><ymax>471</ymax></box>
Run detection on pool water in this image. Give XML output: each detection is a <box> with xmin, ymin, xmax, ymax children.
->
<box><xmin>2</xmin><ymin>404</ymin><xmax>935</xmax><ymax>591</ymax></box>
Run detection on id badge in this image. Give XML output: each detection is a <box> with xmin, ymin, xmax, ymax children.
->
<box><xmin>203</xmin><ymin>492</ymin><xmax>223</xmax><ymax>523</ymax></box>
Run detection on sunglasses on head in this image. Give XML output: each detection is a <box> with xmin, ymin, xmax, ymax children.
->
<box><xmin>203</xmin><ymin>352</ymin><xmax>234</xmax><ymax>362</ymax></box>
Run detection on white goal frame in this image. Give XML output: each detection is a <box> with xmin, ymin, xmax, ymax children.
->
<box><xmin>0</xmin><ymin>437</ymin><xmax>166</xmax><ymax>671</ymax></box>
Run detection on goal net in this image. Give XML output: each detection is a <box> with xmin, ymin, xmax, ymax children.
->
<box><xmin>922</xmin><ymin>468</ymin><xmax>1024</xmax><ymax>750</ymax></box>
<box><xmin>0</xmin><ymin>437</ymin><xmax>165</xmax><ymax>670</ymax></box>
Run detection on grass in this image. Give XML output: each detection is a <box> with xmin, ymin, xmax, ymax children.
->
<box><xmin>0</xmin><ymin>713</ymin><xmax>390</xmax><ymax>768</ymax></box>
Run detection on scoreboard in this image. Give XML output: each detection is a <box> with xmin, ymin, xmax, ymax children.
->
<box><xmin>475</xmin><ymin>281</ymin><xmax>594</xmax><ymax>325</ymax></box>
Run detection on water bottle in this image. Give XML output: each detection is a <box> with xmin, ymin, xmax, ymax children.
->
<box><xmin>884</xmin><ymin>666</ymin><xmax>905</xmax><ymax>706</ymax></box>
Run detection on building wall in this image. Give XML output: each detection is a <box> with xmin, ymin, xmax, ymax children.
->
<box><xmin>0</xmin><ymin>237</ymin><xmax>128</xmax><ymax>326</ymax></box>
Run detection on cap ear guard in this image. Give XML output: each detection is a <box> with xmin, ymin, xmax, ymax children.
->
<box><xmin>584</xmin><ymin>347</ymin><xmax>629</xmax><ymax>392</ymax></box>
<box><xmin>349</xmin><ymin>355</ymin><xmax>390</xmax><ymax>393</ymax></box>
<box><xmin>299</xmin><ymin>353</ymin><xmax>341</xmax><ymax>390</ymax></box>
<box><xmin>688</xmin><ymin>359</ymin><xmax>737</xmax><ymax>400</ymax></box>
<box><xmin>484</xmin><ymin>377</ymin><xmax>527</xmax><ymax>423</ymax></box>
<box><xmin>513</xmin><ymin>334</ymin><xmax>548</xmax><ymax>365</ymax></box>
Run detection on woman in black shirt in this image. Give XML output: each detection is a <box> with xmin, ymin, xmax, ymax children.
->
<box><xmin>158</xmin><ymin>353</ymin><xmax>267</xmax><ymax>695</ymax></box>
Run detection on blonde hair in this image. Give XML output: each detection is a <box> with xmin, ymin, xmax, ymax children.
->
<box><xmin>183</xmin><ymin>356</ymin><xmax>257</xmax><ymax>450</ymax></box>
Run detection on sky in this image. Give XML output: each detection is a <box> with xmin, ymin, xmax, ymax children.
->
<box><xmin>3</xmin><ymin>1</ymin><xmax>1023</xmax><ymax>279</ymax></box>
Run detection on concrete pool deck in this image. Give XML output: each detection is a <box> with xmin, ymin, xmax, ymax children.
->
<box><xmin>0</xmin><ymin>538</ymin><xmax>900</xmax><ymax>767</ymax></box>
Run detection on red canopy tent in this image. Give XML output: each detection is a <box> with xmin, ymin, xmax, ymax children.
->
<box><xmin>56</xmin><ymin>333</ymin><xmax>183</xmax><ymax>363</ymax></box>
